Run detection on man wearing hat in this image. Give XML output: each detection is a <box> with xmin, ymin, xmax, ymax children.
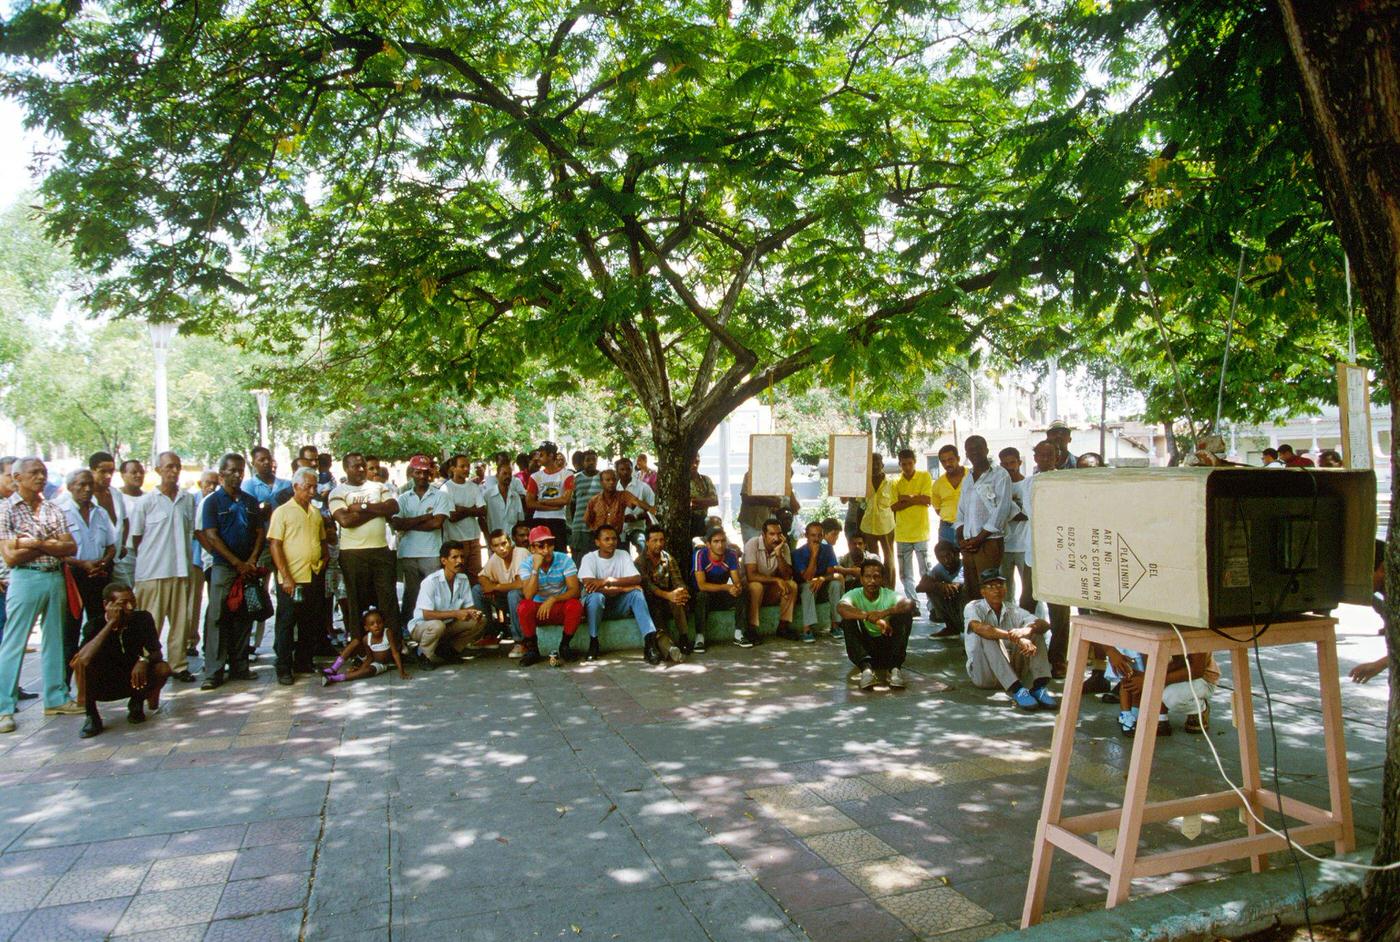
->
<box><xmin>963</xmin><ymin>568</ymin><xmax>1058</xmax><ymax>711</ymax></box>
<box><xmin>1047</xmin><ymin>420</ymin><xmax>1077</xmax><ymax>469</ymax></box>
<box><xmin>391</xmin><ymin>455</ymin><xmax>451</xmax><ymax>627</ymax></box>
<box><xmin>517</xmin><ymin>525</ymin><xmax>584</xmax><ymax>667</ymax></box>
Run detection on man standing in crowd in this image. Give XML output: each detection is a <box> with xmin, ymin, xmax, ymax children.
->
<box><xmin>638</xmin><ymin>525</ymin><xmax>694</xmax><ymax>654</ymax></box>
<box><xmin>636</xmin><ymin>454</ymin><xmax>658</xmax><ymax>490</ymax></box>
<box><xmin>1030</xmin><ymin>439</ymin><xmax>1070</xmax><ymax>678</ymax></box>
<box><xmin>130</xmin><ymin>452</ymin><xmax>198</xmax><ymax>684</ymax></box>
<box><xmin>517</xmin><ymin>526</ymin><xmax>583</xmax><ymax>667</ymax></box>
<box><xmin>744</xmin><ymin>518</ymin><xmax>798</xmax><ymax>641</ymax></box>
<box><xmin>890</xmin><ymin>448</ymin><xmax>934</xmax><ymax>612</ymax></box>
<box><xmin>526</xmin><ymin>443</ymin><xmax>573</xmax><ymax>546</ymax></box>
<box><xmin>188</xmin><ymin>469</ymin><xmax>219</xmax><ymax>657</ymax></box>
<box><xmin>88</xmin><ymin>452</ymin><xmax>123</xmax><ymax>569</ymax></box>
<box><xmin>393</xmin><ymin>455</ymin><xmax>451</xmax><ymax>625</ymax></box>
<box><xmin>0</xmin><ymin>458</ymin><xmax>81</xmax><ymax>730</ymax></box>
<box><xmin>0</xmin><ymin>457</ymin><xmax>36</xmax><ymax>702</ymax></box>
<box><xmin>1047</xmin><ymin>420</ymin><xmax>1077</xmax><ymax>469</ymax></box>
<box><xmin>197</xmin><ymin>453</ymin><xmax>264</xmax><ymax>689</ymax></box>
<box><xmin>330</xmin><ymin>453</ymin><xmax>400</xmax><ymax>639</ymax></box>
<box><xmin>955</xmin><ymin>435</ymin><xmax>1012</xmax><ymax>598</ymax></box>
<box><xmin>113</xmin><ymin>458</ymin><xmax>145</xmax><ymax>588</ymax></box>
<box><xmin>964</xmin><ymin>570</ymin><xmax>1058</xmax><ymax>711</ymax></box>
<box><xmin>861</xmin><ymin>454</ymin><xmax>896</xmax><ymax>588</ymax></box>
<box><xmin>243</xmin><ymin>446</ymin><xmax>291</xmax><ymax>658</ymax></box>
<box><xmin>72</xmin><ymin>583</ymin><xmax>171</xmax><ymax>739</ymax></box>
<box><xmin>483</xmin><ymin>461</ymin><xmax>527</xmax><ymax>538</ymax></box>
<box><xmin>794</xmin><ymin>520</ymin><xmax>841</xmax><ymax>643</ymax></box>
<box><xmin>997</xmin><ymin>447</ymin><xmax>1034</xmax><ymax>612</ymax></box>
<box><xmin>579</xmin><ymin>524</ymin><xmax>668</xmax><ymax>663</ymax></box>
<box><xmin>479</xmin><ymin>528</ymin><xmax>528</xmax><ymax>657</ymax></box>
<box><xmin>688</xmin><ymin>455</ymin><xmax>718</xmax><ymax>539</ymax></box>
<box><xmin>739</xmin><ymin>470</ymin><xmax>800</xmax><ymax>546</ymax></box>
<box><xmin>568</xmin><ymin>450</ymin><xmax>603</xmax><ymax>562</ymax></box>
<box><xmin>837</xmin><ymin>559</ymin><xmax>913</xmax><ymax>690</ymax></box>
<box><xmin>1278</xmin><ymin>443</ymin><xmax>1315</xmax><ymax>467</ymax></box>
<box><xmin>57</xmin><ymin>469</ymin><xmax>116</xmax><ymax>680</ymax></box>
<box><xmin>584</xmin><ymin>468</ymin><xmax>641</xmax><ymax>560</ymax></box>
<box><xmin>1260</xmin><ymin>447</ymin><xmax>1281</xmax><ymax>467</ymax></box>
<box><xmin>930</xmin><ymin>445</ymin><xmax>965</xmax><ymax>547</ymax></box>
<box><xmin>408</xmin><ymin>540</ymin><xmax>487</xmax><ymax>669</ymax></box>
<box><xmin>268</xmin><ymin>468</ymin><xmax>327</xmax><ymax>685</ymax></box>
<box><xmin>615</xmin><ymin>457</ymin><xmax>656</xmax><ymax>557</ymax></box>
<box><xmin>440</xmin><ymin>454</ymin><xmax>487</xmax><ymax>590</ymax></box>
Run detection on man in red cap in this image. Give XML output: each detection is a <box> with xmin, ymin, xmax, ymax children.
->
<box><xmin>391</xmin><ymin>455</ymin><xmax>451</xmax><ymax>627</ymax></box>
<box><xmin>516</xmin><ymin>525</ymin><xmax>583</xmax><ymax>666</ymax></box>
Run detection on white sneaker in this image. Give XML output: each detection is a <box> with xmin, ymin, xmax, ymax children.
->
<box><xmin>859</xmin><ymin>667</ymin><xmax>877</xmax><ymax>690</ymax></box>
<box><xmin>508</xmin><ymin>643</ymin><xmax>526</xmax><ymax>659</ymax></box>
<box><xmin>44</xmin><ymin>700</ymin><xmax>85</xmax><ymax>716</ymax></box>
<box><xmin>693</xmin><ymin>634</ymin><xmax>706</xmax><ymax>653</ymax></box>
<box><xmin>668</xmin><ymin>645</ymin><xmax>686</xmax><ymax>664</ymax></box>
<box><xmin>734</xmin><ymin>629</ymin><xmax>753</xmax><ymax>649</ymax></box>
<box><xmin>0</xmin><ymin>714</ymin><xmax>13</xmax><ymax>733</ymax></box>
<box><xmin>888</xmin><ymin>668</ymin><xmax>906</xmax><ymax>689</ymax></box>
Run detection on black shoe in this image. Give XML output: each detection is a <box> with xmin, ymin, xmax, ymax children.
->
<box><xmin>1099</xmin><ymin>685</ymin><xmax>1122</xmax><ymax>704</ymax></box>
<box><xmin>745</xmin><ymin>628</ymin><xmax>762</xmax><ymax>647</ymax></box>
<box><xmin>127</xmin><ymin>698</ymin><xmax>146</xmax><ymax>724</ymax></box>
<box><xmin>416</xmin><ymin>652</ymin><xmax>436</xmax><ymax>671</ymax></box>
<box><xmin>776</xmin><ymin>624</ymin><xmax>798</xmax><ymax>641</ymax></box>
<box><xmin>174</xmin><ymin>669</ymin><xmax>198</xmax><ymax>683</ymax></box>
<box><xmin>276</xmin><ymin>670</ymin><xmax>294</xmax><ymax>686</ymax></box>
<box><xmin>16</xmin><ymin>687</ymin><xmax>37</xmax><ymax>701</ymax></box>
<box><xmin>643</xmin><ymin>635</ymin><xmax>662</xmax><ymax>666</ymax></box>
<box><xmin>558</xmin><ymin>638</ymin><xmax>578</xmax><ymax>663</ymax></box>
<box><xmin>200</xmin><ymin>670</ymin><xmax>225</xmax><ymax>690</ymax></box>
<box><xmin>520</xmin><ymin>647</ymin><xmax>544</xmax><ymax>667</ymax></box>
<box><xmin>1081</xmin><ymin>671</ymin><xmax>1111</xmax><ymax>695</ymax></box>
<box><xmin>587</xmin><ymin>637</ymin><xmax>601</xmax><ymax>661</ymax></box>
<box><xmin>436</xmin><ymin>648</ymin><xmax>464</xmax><ymax>664</ymax></box>
<box><xmin>679</xmin><ymin>635</ymin><xmax>694</xmax><ymax>656</ymax></box>
<box><xmin>80</xmin><ymin>714</ymin><xmax>103</xmax><ymax>739</ymax></box>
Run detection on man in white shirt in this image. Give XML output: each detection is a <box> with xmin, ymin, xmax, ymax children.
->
<box><xmin>112</xmin><ymin>458</ymin><xmax>144</xmax><ymax>588</ymax></box>
<box><xmin>963</xmin><ymin>570</ymin><xmax>1057</xmax><ymax>712</ymax></box>
<box><xmin>526</xmin><ymin>443</ymin><xmax>573</xmax><ymax>546</ymax></box>
<box><xmin>57</xmin><ymin>469</ymin><xmax>116</xmax><ymax>677</ymax></box>
<box><xmin>479</xmin><ymin>528</ymin><xmax>529</xmax><ymax>657</ymax></box>
<box><xmin>482</xmin><ymin>461</ymin><xmax>527</xmax><ymax>540</ymax></box>
<box><xmin>614</xmin><ymin>457</ymin><xmax>657</xmax><ymax>557</ymax></box>
<box><xmin>954</xmin><ymin>435</ymin><xmax>1013</xmax><ymax>598</ymax></box>
<box><xmin>997</xmin><ymin>447</ymin><xmax>1034</xmax><ymax>612</ymax></box>
<box><xmin>392</xmin><ymin>455</ymin><xmax>452</xmax><ymax>625</ymax></box>
<box><xmin>328</xmin><ymin>452</ymin><xmax>400</xmax><ymax>638</ymax></box>
<box><xmin>440</xmin><ymin>454</ymin><xmax>488</xmax><ymax>587</ymax></box>
<box><xmin>578</xmin><ymin>524</ymin><xmax>665</xmax><ymax>664</ymax></box>
<box><xmin>129</xmin><ymin>451</ymin><xmax>199</xmax><ymax>682</ymax></box>
<box><xmin>408</xmin><ymin>541</ymin><xmax>486</xmax><ymax>669</ymax></box>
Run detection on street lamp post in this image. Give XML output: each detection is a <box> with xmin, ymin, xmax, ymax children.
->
<box><xmin>867</xmin><ymin>412</ymin><xmax>881</xmax><ymax>453</ymax></box>
<box><xmin>252</xmin><ymin>389</ymin><xmax>271</xmax><ymax>448</ymax></box>
<box><xmin>147</xmin><ymin>320</ymin><xmax>176</xmax><ymax>463</ymax></box>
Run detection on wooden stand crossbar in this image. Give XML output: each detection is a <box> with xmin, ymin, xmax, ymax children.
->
<box><xmin>1021</xmin><ymin>613</ymin><xmax>1355</xmax><ymax>926</ymax></box>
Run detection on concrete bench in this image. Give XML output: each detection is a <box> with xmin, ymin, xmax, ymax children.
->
<box><xmin>533</xmin><ymin>601</ymin><xmax>836</xmax><ymax>654</ymax></box>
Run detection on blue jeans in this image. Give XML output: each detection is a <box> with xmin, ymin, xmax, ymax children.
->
<box><xmin>937</xmin><ymin>521</ymin><xmax>957</xmax><ymax>548</ymax></box>
<box><xmin>897</xmin><ymin>541</ymin><xmax>930</xmax><ymax>604</ymax></box>
<box><xmin>583</xmin><ymin>589</ymin><xmax>656</xmax><ymax>640</ymax></box>
<box><xmin>0</xmin><ymin>569</ymin><xmax>68</xmax><ymax>712</ymax></box>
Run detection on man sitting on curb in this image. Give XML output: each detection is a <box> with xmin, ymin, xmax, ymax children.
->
<box><xmin>479</xmin><ymin>529</ymin><xmax>528</xmax><ymax>657</ymax></box>
<box><xmin>920</xmin><ymin>540</ymin><xmax>965</xmax><ymax>639</ymax></box>
<box><xmin>409</xmin><ymin>540</ymin><xmax>487</xmax><ymax>670</ymax></box>
<box><xmin>836</xmin><ymin>559</ymin><xmax>913</xmax><ymax>690</ymax></box>
<box><xmin>71</xmin><ymin>584</ymin><xmax>171</xmax><ymax>738</ymax></box>
<box><xmin>517</xmin><ymin>526</ymin><xmax>583</xmax><ymax>667</ymax></box>
<box><xmin>744</xmin><ymin>518</ymin><xmax>798</xmax><ymax>641</ymax></box>
<box><xmin>794</xmin><ymin>520</ymin><xmax>842</xmax><ymax>643</ymax></box>
<box><xmin>963</xmin><ymin>569</ymin><xmax>1058</xmax><ymax>712</ymax></box>
<box><xmin>638</xmin><ymin>525</ymin><xmax>693</xmax><ymax>655</ymax></box>
<box><xmin>579</xmin><ymin>524</ymin><xmax>672</xmax><ymax>664</ymax></box>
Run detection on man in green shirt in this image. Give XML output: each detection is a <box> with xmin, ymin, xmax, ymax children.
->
<box><xmin>836</xmin><ymin>559</ymin><xmax>914</xmax><ymax>691</ymax></box>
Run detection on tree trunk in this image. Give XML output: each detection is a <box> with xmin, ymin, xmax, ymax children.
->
<box><xmin>652</xmin><ymin>429</ymin><xmax>700</xmax><ymax>568</ymax></box>
<box><xmin>1276</xmin><ymin>2</ymin><xmax>1400</xmax><ymax>937</ymax></box>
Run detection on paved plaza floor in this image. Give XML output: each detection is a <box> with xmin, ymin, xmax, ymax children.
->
<box><xmin>0</xmin><ymin>605</ymin><xmax>1388</xmax><ymax>941</ymax></box>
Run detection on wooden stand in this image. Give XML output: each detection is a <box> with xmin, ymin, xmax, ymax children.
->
<box><xmin>1021</xmin><ymin>613</ymin><xmax>1355</xmax><ymax>926</ymax></box>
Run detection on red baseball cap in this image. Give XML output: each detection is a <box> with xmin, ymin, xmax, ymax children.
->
<box><xmin>528</xmin><ymin>525</ymin><xmax>556</xmax><ymax>544</ymax></box>
<box><xmin>407</xmin><ymin>454</ymin><xmax>434</xmax><ymax>471</ymax></box>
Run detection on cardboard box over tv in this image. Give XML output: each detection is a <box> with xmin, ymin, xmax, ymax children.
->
<box><xmin>1030</xmin><ymin>467</ymin><xmax>1375</xmax><ymax>628</ymax></box>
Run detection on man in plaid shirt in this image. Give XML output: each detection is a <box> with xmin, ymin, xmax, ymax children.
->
<box><xmin>0</xmin><ymin>458</ymin><xmax>81</xmax><ymax>732</ymax></box>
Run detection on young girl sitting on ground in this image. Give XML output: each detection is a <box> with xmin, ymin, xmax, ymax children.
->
<box><xmin>321</xmin><ymin>607</ymin><xmax>408</xmax><ymax>685</ymax></box>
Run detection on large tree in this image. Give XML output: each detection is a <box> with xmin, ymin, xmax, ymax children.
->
<box><xmin>0</xmin><ymin>0</ymin><xmax>1032</xmax><ymax>551</ymax></box>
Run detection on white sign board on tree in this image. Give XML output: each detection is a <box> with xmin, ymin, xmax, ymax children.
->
<box><xmin>829</xmin><ymin>434</ymin><xmax>872</xmax><ymax>499</ymax></box>
<box><xmin>748</xmin><ymin>434</ymin><xmax>791</xmax><ymax>497</ymax></box>
<box><xmin>1336</xmin><ymin>362</ymin><xmax>1373</xmax><ymax>470</ymax></box>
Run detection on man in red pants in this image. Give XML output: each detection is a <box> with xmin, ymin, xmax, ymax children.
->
<box><xmin>517</xmin><ymin>525</ymin><xmax>583</xmax><ymax>667</ymax></box>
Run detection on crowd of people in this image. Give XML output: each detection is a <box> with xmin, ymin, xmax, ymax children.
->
<box><xmin>0</xmin><ymin>426</ymin><xmax>1375</xmax><ymax>740</ymax></box>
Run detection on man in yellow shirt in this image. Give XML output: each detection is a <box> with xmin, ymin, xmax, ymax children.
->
<box><xmin>930</xmin><ymin>445</ymin><xmax>965</xmax><ymax>547</ymax></box>
<box><xmin>890</xmin><ymin>448</ymin><xmax>934</xmax><ymax>611</ymax></box>
<box><xmin>267</xmin><ymin>468</ymin><xmax>328</xmax><ymax>685</ymax></box>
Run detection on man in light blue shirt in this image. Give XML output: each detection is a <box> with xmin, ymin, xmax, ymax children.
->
<box><xmin>57</xmin><ymin>469</ymin><xmax>116</xmax><ymax>679</ymax></box>
<box><xmin>392</xmin><ymin>455</ymin><xmax>451</xmax><ymax>627</ymax></box>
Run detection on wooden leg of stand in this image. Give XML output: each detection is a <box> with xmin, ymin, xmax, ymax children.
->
<box><xmin>1315</xmin><ymin>630</ymin><xmax>1356</xmax><ymax>853</ymax></box>
<box><xmin>1021</xmin><ymin>628</ymin><xmax>1091</xmax><ymax>928</ymax></box>
<box><xmin>1106</xmin><ymin>640</ymin><xmax>1170</xmax><ymax>908</ymax></box>
<box><xmin>1231</xmin><ymin>647</ymin><xmax>1269</xmax><ymax>872</ymax></box>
